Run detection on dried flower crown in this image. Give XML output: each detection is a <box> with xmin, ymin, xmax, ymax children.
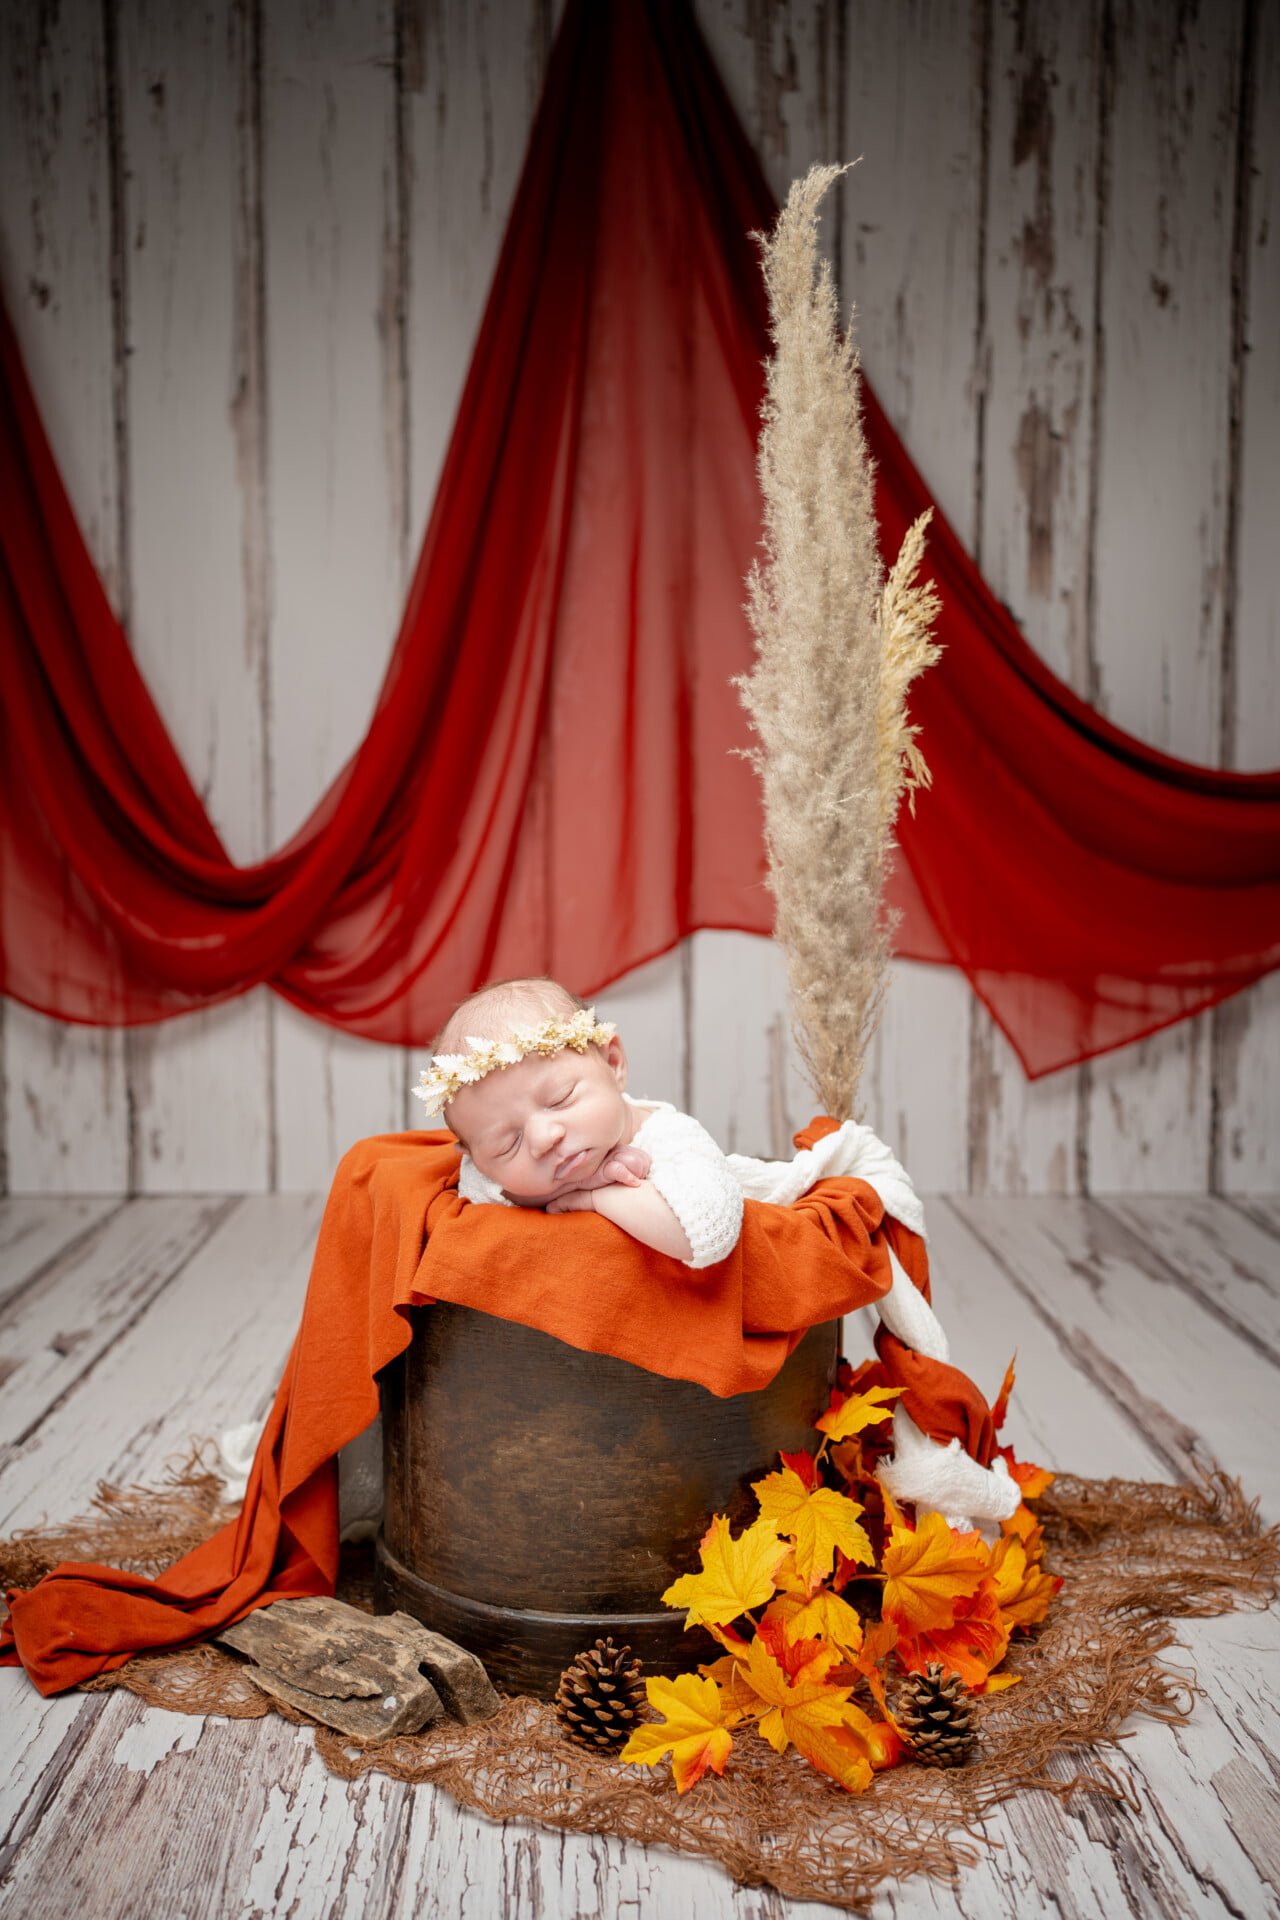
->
<box><xmin>413</xmin><ymin>1007</ymin><xmax>617</xmax><ymax>1117</ymax></box>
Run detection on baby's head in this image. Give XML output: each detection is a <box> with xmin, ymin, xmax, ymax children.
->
<box><xmin>421</xmin><ymin>978</ymin><xmax>631</xmax><ymax>1202</ymax></box>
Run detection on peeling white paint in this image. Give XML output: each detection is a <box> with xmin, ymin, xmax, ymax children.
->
<box><xmin>110</xmin><ymin>1706</ymin><xmax>203</xmax><ymax>1775</ymax></box>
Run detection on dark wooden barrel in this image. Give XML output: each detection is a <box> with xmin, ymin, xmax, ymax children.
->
<box><xmin>375</xmin><ymin>1305</ymin><xmax>838</xmax><ymax>1697</ymax></box>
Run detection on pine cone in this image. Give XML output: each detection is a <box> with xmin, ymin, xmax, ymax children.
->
<box><xmin>554</xmin><ymin>1638</ymin><xmax>645</xmax><ymax>1753</ymax></box>
<box><xmin>896</xmin><ymin>1662</ymin><xmax>977</xmax><ymax>1768</ymax></box>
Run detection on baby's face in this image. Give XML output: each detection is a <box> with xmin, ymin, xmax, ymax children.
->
<box><xmin>446</xmin><ymin>1038</ymin><xmax>634</xmax><ymax>1202</ymax></box>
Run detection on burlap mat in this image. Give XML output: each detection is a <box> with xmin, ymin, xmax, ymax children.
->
<box><xmin>5</xmin><ymin>1458</ymin><xmax>1276</xmax><ymax>1912</ymax></box>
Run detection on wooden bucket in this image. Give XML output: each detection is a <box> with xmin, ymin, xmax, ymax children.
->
<box><xmin>375</xmin><ymin>1304</ymin><xmax>839</xmax><ymax>1697</ymax></box>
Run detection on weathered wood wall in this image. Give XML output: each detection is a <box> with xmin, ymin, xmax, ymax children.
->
<box><xmin>1</xmin><ymin>0</ymin><xmax>1276</xmax><ymax>1196</ymax></box>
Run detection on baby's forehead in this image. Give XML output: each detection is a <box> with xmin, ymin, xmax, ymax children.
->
<box><xmin>449</xmin><ymin>1047</ymin><xmax>576</xmax><ymax>1122</ymax></box>
<box><xmin>440</xmin><ymin>987</ymin><xmax>575</xmax><ymax>1050</ymax></box>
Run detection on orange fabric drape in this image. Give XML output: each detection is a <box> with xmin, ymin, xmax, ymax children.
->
<box><xmin>2</xmin><ymin>1119</ymin><xmax>992</xmax><ymax>1695</ymax></box>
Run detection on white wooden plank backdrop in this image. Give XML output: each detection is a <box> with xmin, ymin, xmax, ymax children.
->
<box><xmin>0</xmin><ymin>0</ymin><xmax>1276</xmax><ymax>1196</ymax></box>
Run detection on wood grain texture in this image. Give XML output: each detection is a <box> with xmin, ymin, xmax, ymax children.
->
<box><xmin>0</xmin><ymin>1198</ymin><xmax>121</xmax><ymax>1313</ymax></box>
<box><xmin>116</xmin><ymin>0</ymin><xmax>275</xmax><ymax>1196</ymax></box>
<box><xmin>0</xmin><ymin>1192</ymin><xmax>320</xmax><ymax>1533</ymax></box>
<box><xmin>952</xmin><ymin>1191</ymin><xmax>1280</xmax><ymax>1501</ymax></box>
<box><xmin>0</xmin><ymin>3</ymin><xmax>130</xmax><ymax>1194</ymax></box>
<box><xmin>1085</xmin><ymin>0</ymin><xmax>1245</xmax><ymax>1195</ymax></box>
<box><xmin>263</xmin><ymin>0</ymin><xmax>408</xmax><ymax>1192</ymax></box>
<box><xmin>1215</xmin><ymin>0</ymin><xmax>1280</xmax><ymax>1197</ymax></box>
<box><xmin>0</xmin><ymin>1195</ymin><xmax>233</xmax><ymax>1457</ymax></box>
<box><xmin>3</xmin><ymin>1193</ymin><xmax>1279</xmax><ymax>1916</ymax></box>
<box><xmin>1</xmin><ymin>0</ymin><xmax>1276</xmax><ymax>1199</ymax></box>
<box><xmin>967</xmin><ymin>0</ymin><xmax>1100</xmax><ymax>1195</ymax></box>
<box><xmin>837</xmin><ymin>0</ymin><xmax>993</xmax><ymax>1190</ymax></box>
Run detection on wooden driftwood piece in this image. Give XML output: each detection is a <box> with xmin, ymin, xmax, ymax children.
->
<box><xmin>218</xmin><ymin>1596</ymin><xmax>497</xmax><ymax>1740</ymax></box>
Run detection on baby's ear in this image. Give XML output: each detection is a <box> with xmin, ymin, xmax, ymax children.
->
<box><xmin>604</xmin><ymin>1033</ymin><xmax>628</xmax><ymax>1090</ymax></box>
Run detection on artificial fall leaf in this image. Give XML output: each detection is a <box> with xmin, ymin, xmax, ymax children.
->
<box><xmin>852</xmin><ymin>1617</ymin><xmax>899</xmax><ymax>1720</ymax></box>
<box><xmin>740</xmin><ymin>1632</ymin><xmax>875</xmax><ymax>1792</ymax></box>
<box><xmin>1002</xmin><ymin>1503</ymin><xmax>1046</xmax><ymax>1556</ymax></box>
<box><xmin>786</xmin><ymin>1586</ymin><xmax>865</xmax><ymax>1658</ymax></box>
<box><xmin>779</xmin><ymin>1447</ymin><xmax>820</xmax><ymax>1491</ymax></box>
<box><xmin>784</xmin><ymin>1695</ymin><xmax>877</xmax><ymax>1793</ymax></box>
<box><xmin>662</xmin><ymin>1515</ymin><xmax>789</xmax><ymax>1629</ymax></box>
<box><xmin>898</xmin><ymin>1579</ymin><xmax>1011</xmax><ymax>1688</ymax></box>
<box><xmin>990</xmin><ymin>1354</ymin><xmax>1017</xmax><ymax>1432</ymax></box>
<box><xmin>743</xmin><ymin>1624</ymin><xmax>845</xmax><ymax>1724</ymax></box>
<box><xmin>754</xmin><ymin>1612</ymin><xmax>841</xmax><ymax>1687</ymax></box>
<box><xmin>989</xmin><ymin>1533</ymin><xmax>1062</xmax><ymax>1629</ymax></box>
<box><xmin>815</xmin><ymin>1383</ymin><xmax>903</xmax><ymax>1443</ymax></box>
<box><xmin>695</xmin><ymin>1654</ymin><xmax>757</xmax><ymax>1722</ymax></box>
<box><xmin>769</xmin><ymin>1550</ymin><xmax>811</xmax><ymax>1597</ymax></box>
<box><xmin>748</xmin><ymin>1624</ymin><xmax>884</xmax><ymax>1790</ymax></box>
<box><xmin>881</xmin><ymin>1511</ymin><xmax>991</xmax><ymax>1634</ymax></box>
<box><xmin>828</xmin><ymin>1438</ymin><xmax>868</xmax><ymax>1489</ymax></box>
<box><xmin>865</xmin><ymin>1717</ymin><xmax>907</xmax><ymax>1769</ymax></box>
<box><xmin>981</xmin><ymin>1671</ymin><xmax>1023</xmax><ymax>1695</ymax></box>
<box><xmin>751</xmin><ymin>1469</ymin><xmax>874</xmax><ymax>1587</ymax></box>
<box><xmin>621</xmin><ymin>1673</ymin><xmax>734</xmax><ymax>1792</ymax></box>
<box><xmin>1007</xmin><ymin>1454</ymin><xmax>1055</xmax><ymax>1500</ymax></box>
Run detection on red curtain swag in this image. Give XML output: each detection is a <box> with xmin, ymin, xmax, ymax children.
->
<box><xmin>2</xmin><ymin>0</ymin><xmax>1277</xmax><ymax>1079</ymax></box>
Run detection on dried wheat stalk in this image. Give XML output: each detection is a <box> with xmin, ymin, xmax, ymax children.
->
<box><xmin>737</xmin><ymin>164</ymin><xmax>941</xmax><ymax>1120</ymax></box>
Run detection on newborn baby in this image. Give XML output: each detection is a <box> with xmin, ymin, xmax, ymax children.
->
<box><xmin>416</xmin><ymin>977</ymin><xmax>744</xmax><ymax>1268</ymax></box>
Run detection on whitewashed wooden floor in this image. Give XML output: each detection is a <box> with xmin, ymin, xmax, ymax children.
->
<box><xmin>2</xmin><ymin>1192</ymin><xmax>1279</xmax><ymax>1920</ymax></box>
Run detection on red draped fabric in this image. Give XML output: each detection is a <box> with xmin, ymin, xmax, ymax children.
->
<box><xmin>1</xmin><ymin>0</ymin><xmax>1277</xmax><ymax>1077</ymax></box>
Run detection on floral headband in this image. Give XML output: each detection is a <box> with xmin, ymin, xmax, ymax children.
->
<box><xmin>412</xmin><ymin>1007</ymin><xmax>617</xmax><ymax>1117</ymax></box>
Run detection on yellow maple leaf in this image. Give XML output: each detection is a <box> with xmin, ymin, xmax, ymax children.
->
<box><xmin>782</xmin><ymin>1694</ymin><xmax>876</xmax><ymax>1794</ymax></box>
<box><xmin>751</xmin><ymin>1468</ymin><xmax>874</xmax><ymax>1588</ymax></box>
<box><xmin>815</xmin><ymin>1383</ymin><xmax>904</xmax><ymax>1443</ymax></box>
<box><xmin>786</xmin><ymin>1586</ymin><xmax>865</xmax><ymax>1658</ymax></box>
<box><xmin>621</xmin><ymin>1673</ymin><xmax>734</xmax><ymax>1792</ymax></box>
<box><xmin>881</xmin><ymin>1511</ymin><xmax>991</xmax><ymax>1633</ymax></box>
<box><xmin>989</xmin><ymin>1533</ymin><xmax>1061</xmax><ymax>1629</ymax></box>
<box><xmin>662</xmin><ymin>1515</ymin><xmax>790</xmax><ymax>1628</ymax></box>
<box><xmin>739</xmin><ymin>1630</ymin><xmax>878</xmax><ymax>1793</ymax></box>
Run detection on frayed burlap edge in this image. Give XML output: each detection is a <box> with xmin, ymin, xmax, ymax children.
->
<box><xmin>5</xmin><ymin>1461</ymin><xmax>1277</xmax><ymax>1913</ymax></box>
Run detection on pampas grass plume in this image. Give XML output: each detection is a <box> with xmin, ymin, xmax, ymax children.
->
<box><xmin>737</xmin><ymin>164</ymin><xmax>941</xmax><ymax>1121</ymax></box>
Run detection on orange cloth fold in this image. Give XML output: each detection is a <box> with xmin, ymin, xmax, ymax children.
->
<box><xmin>3</xmin><ymin>1122</ymin><xmax>994</xmax><ymax>1695</ymax></box>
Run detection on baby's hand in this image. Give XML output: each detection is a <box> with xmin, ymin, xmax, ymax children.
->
<box><xmin>596</xmin><ymin>1143</ymin><xmax>651</xmax><ymax>1188</ymax></box>
<box><xmin>544</xmin><ymin>1188</ymin><xmax>597</xmax><ymax>1214</ymax></box>
<box><xmin>543</xmin><ymin>1145</ymin><xmax>652</xmax><ymax>1213</ymax></box>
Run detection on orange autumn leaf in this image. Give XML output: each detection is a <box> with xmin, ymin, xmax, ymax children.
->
<box><xmin>989</xmin><ymin>1534</ymin><xmax>1062</xmax><ymax>1629</ymax></box>
<box><xmin>752</xmin><ymin>1468</ymin><xmax>874</xmax><ymax>1587</ymax></box>
<box><xmin>897</xmin><ymin>1579</ymin><xmax>1011</xmax><ymax>1688</ymax></box>
<box><xmin>744</xmin><ymin>1622</ymin><xmax>844</xmax><ymax>1716</ymax></box>
<box><xmin>1008</xmin><ymin>1455</ymin><xmax>1055</xmax><ymax>1500</ymax></box>
<box><xmin>739</xmin><ymin>1633</ymin><xmax>875</xmax><ymax>1792</ymax></box>
<box><xmin>815</xmin><ymin>1383</ymin><xmax>903</xmax><ymax>1443</ymax></box>
<box><xmin>662</xmin><ymin>1515</ymin><xmax>789</xmax><ymax>1628</ymax></box>
<box><xmin>779</xmin><ymin>1447</ymin><xmax>820</xmax><ymax>1491</ymax></box>
<box><xmin>881</xmin><ymin>1511</ymin><xmax>991</xmax><ymax>1634</ymax></box>
<box><xmin>853</xmin><ymin>1617</ymin><xmax>899</xmax><ymax>1716</ymax></box>
<box><xmin>621</xmin><ymin>1673</ymin><xmax>735</xmax><ymax>1791</ymax></box>
<box><xmin>990</xmin><ymin>1354</ymin><xmax>1017</xmax><ymax>1432</ymax></box>
<box><xmin>695</xmin><ymin>1654</ymin><xmax>758</xmax><ymax>1722</ymax></box>
<box><xmin>1001</xmin><ymin>1503</ymin><xmax>1047</xmax><ymax>1562</ymax></box>
<box><xmin>865</xmin><ymin>1716</ymin><xmax>907</xmax><ymax>1769</ymax></box>
<box><xmin>784</xmin><ymin>1696</ymin><xmax>878</xmax><ymax>1793</ymax></box>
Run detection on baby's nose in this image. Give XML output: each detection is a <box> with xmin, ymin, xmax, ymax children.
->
<box><xmin>529</xmin><ymin>1111</ymin><xmax>564</xmax><ymax>1155</ymax></box>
